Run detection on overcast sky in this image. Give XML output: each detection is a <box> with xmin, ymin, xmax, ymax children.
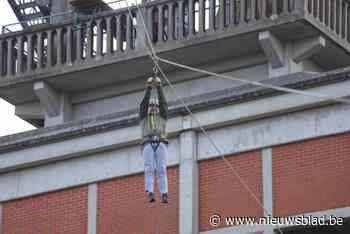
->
<box><xmin>0</xmin><ymin>2</ymin><xmax>36</xmax><ymax>137</ymax></box>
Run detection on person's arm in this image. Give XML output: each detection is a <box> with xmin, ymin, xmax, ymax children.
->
<box><xmin>139</xmin><ymin>86</ymin><xmax>152</xmax><ymax>120</ymax></box>
<box><xmin>157</xmin><ymin>86</ymin><xmax>168</xmax><ymax>119</ymax></box>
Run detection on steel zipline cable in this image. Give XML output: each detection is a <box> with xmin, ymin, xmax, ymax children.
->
<box><xmin>109</xmin><ymin>0</ymin><xmax>348</xmax><ymax>233</ymax></box>
<box><xmin>116</xmin><ymin>1</ymin><xmax>288</xmax><ymax>233</ymax></box>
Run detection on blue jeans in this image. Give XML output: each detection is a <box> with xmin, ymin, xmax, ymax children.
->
<box><xmin>142</xmin><ymin>142</ymin><xmax>168</xmax><ymax>194</ymax></box>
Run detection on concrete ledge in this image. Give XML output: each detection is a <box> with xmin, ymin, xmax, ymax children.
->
<box><xmin>0</xmin><ymin>139</ymin><xmax>180</xmax><ymax>202</ymax></box>
<box><xmin>1</xmin><ymin>70</ymin><xmax>350</xmax><ymax>174</ymax></box>
<box><xmin>1</xmin><ymin>98</ymin><xmax>350</xmax><ymax>201</ymax></box>
<box><xmin>0</xmin><ymin>67</ymin><xmax>349</xmax><ymax>153</ymax></box>
<box><xmin>198</xmin><ymin>102</ymin><xmax>350</xmax><ymax>160</ymax></box>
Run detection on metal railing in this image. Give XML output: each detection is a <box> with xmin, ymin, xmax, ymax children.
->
<box><xmin>0</xmin><ymin>0</ymin><xmax>348</xmax><ymax>80</ymax></box>
<box><xmin>1</xmin><ymin>11</ymin><xmax>76</xmax><ymax>34</ymax></box>
<box><xmin>306</xmin><ymin>0</ymin><xmax>350</xmax><ymax>42</ymax></box>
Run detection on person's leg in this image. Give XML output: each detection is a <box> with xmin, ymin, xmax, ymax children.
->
<box><xmin>143</xmin><ymin>143</ymin><xmax>156</xmax><ymax>195</ymax></box>
<box><xmin>155</xmin><ymin>142</ymin><xmax>169</xmax><ymax>202</ymax></box>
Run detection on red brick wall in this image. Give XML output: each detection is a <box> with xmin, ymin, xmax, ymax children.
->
<box><xmin>199</xmin><ymin>151</ymin><xmax>263</xmax><ymax>232</ymax></box>
<box><xmin>97</xmin><ymin>167</ymin><xmax>179</xmax><ymax>234</ymax></box>
<box><xmin>273</xmin><ymin>133</ymin><xmax>350</xmax><ymax>216</ymax></box>
<box><xmin>1</xmin><ymin>186</ymin><xmax>88</xmax><ymax>234</ymax></box>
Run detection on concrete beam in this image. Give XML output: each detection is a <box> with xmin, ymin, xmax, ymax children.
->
<box><xmin>2</xmin><ymin>79</ymin><xmax>350</xmax><ymax>174</ymax></box>
<box><xmin>33</xmin><ymin>81</ymin><xmax>60</xmax><ymax>117</ymax></box>
<box><xmin>88</xmin><ymin>184</ymin><xmax>97</xmax><ymax>234</ymax></box>
<box><xmin>15</xmin><ymin>101</ymin><xmax>44</xmax><ymax>120</ymax></box>
<box><xmin>0</xmin><ymin>139</ymin><xmax>180</xmax><ymax>202</ymax></box>
<box><xmin>179</xmin><ymin>116</ymin><xmax>198</xmax><ymax>234</ymax></box>
<box><xmin>293</xmin><ymin>36</ymin><xmax>326</xmax><ymax>63</ymax></box>
<box><xmin>259</xmin><ymin>31</ymin><xmax>285</xmax><ymax>69</ymax></box>
<box><xmin>1</xmin><ymin>100</ymin><xmax>350</xmax><ymax>201</ymax></box>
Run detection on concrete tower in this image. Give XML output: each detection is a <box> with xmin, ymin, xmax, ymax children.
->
<box><xmin>1</xmin><ymin>0</ymin><xmax>350</xmax><ymax>233</ymax></box>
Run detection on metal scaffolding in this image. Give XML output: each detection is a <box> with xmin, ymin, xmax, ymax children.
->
<box><xmin>7</xmin><ymin>0</ymin><xmax>51</xmax><ymax>28</ymax></box>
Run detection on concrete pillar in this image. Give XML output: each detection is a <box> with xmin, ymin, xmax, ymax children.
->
<box><xmin>96</xmin><ymin>19</ymin><xmax>103</xmax><ymax>58</ymax></box>
<box><xmin>0</xmin><ymin>39</ymin><xmax>3</xmax><ymax>77</ymax></box>
<box><xmin>179</xmin><ymin>116</ymin><xmax>199</xmax><ymax>234</ymax></box>
<box><xmin>33</xmin><ymin>81</ymin><xmax>72</xmax><ymax>127</ymax></box>
<box><xmin>27</xmin><ymin>35</ymin><xmax>33</xmax><ymax>72</ymax></box>
<box><xmin>6</xmin><ymin>39</ymin><xmax>13</xmax><ymax>78</ymax></box>
<box><xmin>37</xmin><ymin>32</ymin><xmax>44</xmax><ymax>70</ymax></box>
<box><xmin>44</xmin><ymin>93</ymin><xmax>72</xmax><ymax>127</ymax></box>
<box><xmin>57</xmin><ymin>28</ymin><xmax>63</xmax><ymax>66</ymax></box>
<box><xmin>0</xmin><ymin>203</ymin><xmax>2</xmax><ymax>234</ymax></box>
<box><xmin>88</xmin><ymin>184</ymin><xmax>97</xmax><ymax>234</ymax></box>
<box><xmin>262</xmin><ymin>148</ymin><xmax>274</xmax><ymax>234</ymax></box>
<box><xmin>259</xmin><ymin>31</ymin><xmax>285</xmax><ymax>69</ymax></box>
<box><xmin>47</xmin><ymin>30</ymin><xmax>53</xmax><ymax>67</ymax></box>
<box><xmin>17</xmin><ymin>36</ymin><xmax>24</xmax><ymax>75</ymax></box>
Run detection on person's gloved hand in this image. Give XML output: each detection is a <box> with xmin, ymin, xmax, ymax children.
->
<box><xmin>153</xmin><ymin>77</ymin><xmax>161</xmax><ymax>87</ymax></box>
<box><xmin>146</xmin><ymin>77</ymin><xmax>154</xmax><ymax>87</ymax></box>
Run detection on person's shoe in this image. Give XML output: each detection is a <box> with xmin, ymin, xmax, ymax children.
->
<box><xmin>161</xmin><ymin>193</ymin><xmax>168</xmax><ymax>203</ymax></box>
<box><xmin>148</xmin><ymin>192</ymin><xmax>155</xmax><ymax>203</ymax></box>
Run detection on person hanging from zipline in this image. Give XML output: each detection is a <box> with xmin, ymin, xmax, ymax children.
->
<box><xmin>139</xmin><ymin>76</ymin><xmax>169</xmax><ymax>203</ymax></box>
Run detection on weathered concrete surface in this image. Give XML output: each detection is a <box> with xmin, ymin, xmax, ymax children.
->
<box><xmin>15</xmin><ymin>101</ymin><xmax>44</xmax><ymax>120</ymax></box>
<box><xmin>72</xmin><ymin>63</ymin><xmax>268</xmax><ymax>121</ymax></box>
<box><xmin>0</xmin><ymin>138</ymin><xmax>180</xmax><ymax>202</ymax></box>
<box><xmin>0</xmin><ymin>69</ymin><xmax>350</xmax><ymax>202</ymax></box>
<box><xmin>33</xmin><ymin>81</ymin><xmax>60</xmax><ymax>117</ymax></box>
<box><xmin>197</xmin><ymin>101</ymin><xmax>350</xmax><ymax>160</ymax></box>
<box><xmin>293</xmin><ymin>36</ymin><xmax>326</xmax><ymax>63</ymax></box>
<box><xmin>259</xmin><ymin>31</ymin><xmax>285</xmax><ymax>69</ymax></box>
<box><xmin>2</xmin><ymin>6</ymin><xmax>350</xmax><ymax>112</ymax></box>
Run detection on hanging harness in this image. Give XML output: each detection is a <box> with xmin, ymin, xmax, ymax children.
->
<box><xmin>150</xmin><ymin>141</ymin><xmax>160</xmax><ymax>152</ymax></box>
<box><xmin>147</xmin><ymin>135</ymin><xmax>160</xmax><ymax>152</ymax></box>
